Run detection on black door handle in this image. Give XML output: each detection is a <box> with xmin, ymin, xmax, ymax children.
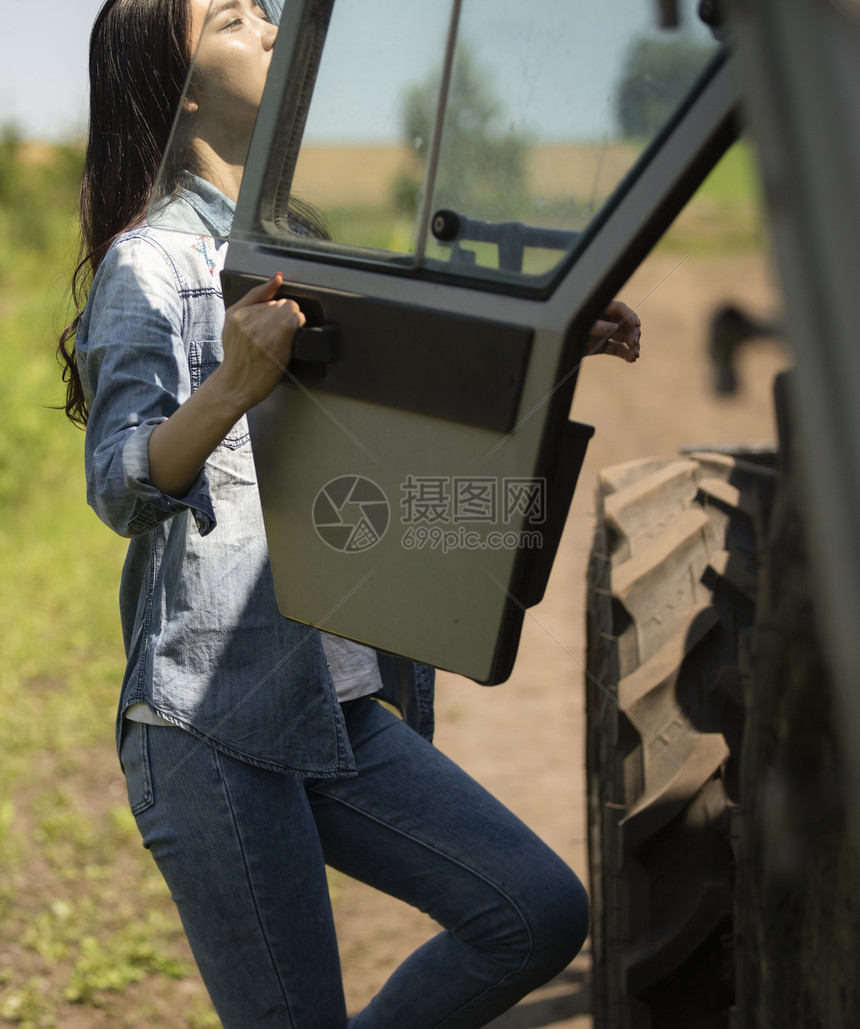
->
<box><xmin>289</xmin><ymin>324</ymin><xmax>341</xmax><ymax>364</ymax></box>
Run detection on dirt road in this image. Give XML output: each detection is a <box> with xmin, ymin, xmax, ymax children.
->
<box><xmin>332</xmin><ymin>249</ymin><xmax>789</xmax><ymax>1026</ymax></box>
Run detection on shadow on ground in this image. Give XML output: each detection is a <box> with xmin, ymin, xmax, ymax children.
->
<box><xmin>487</xmin><ymin>967</ymin><xmax>592</xmax><ymax>1027</ymax></box>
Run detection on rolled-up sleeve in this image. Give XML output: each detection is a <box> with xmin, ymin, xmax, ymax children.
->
<box><xmin>77</xmin><ymin>234</ymin><xmax>217</xmax><ymax>538</ymax></box>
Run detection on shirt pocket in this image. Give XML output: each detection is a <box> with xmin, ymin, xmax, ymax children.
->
<box><xmin>187</xmin><ymin>338</ymin><xmax>250</xmax><ymax>450</ymax></box>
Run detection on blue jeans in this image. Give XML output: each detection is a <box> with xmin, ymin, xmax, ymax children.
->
<box><xmin>120</xmin><ymin>697</ymin><xmax>589</xmax><ymax>1028</ymax></box>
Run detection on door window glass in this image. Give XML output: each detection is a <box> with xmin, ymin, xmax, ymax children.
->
<box><xmin>151</xmin><ymin>0</ymin><xmax>721</xmax><ymax>289</ymax></box>
<box><xmin>421</xmin><ymin>0</ymin><xmax>721</xmax><ymax>284</ymax></box>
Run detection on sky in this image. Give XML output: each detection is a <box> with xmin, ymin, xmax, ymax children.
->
<box><xmin>2</xmin><ymin>0</ymin><xmax>106</xmax><ymax>141</ymax></box>
<box><xmin>1</xmin><ymin>0</ymin><xmax>715</xmax><ymax>144</ymax></box>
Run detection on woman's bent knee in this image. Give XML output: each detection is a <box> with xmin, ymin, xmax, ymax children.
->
<box><xmin>475</xmin><ymin>861</ymin><xmax>589</xmax><ymax>983</ymax></box>
<box><xmin>525</xmin><ymin>864</ymin><xmax>590</xmax><ymax>980</ymax></box>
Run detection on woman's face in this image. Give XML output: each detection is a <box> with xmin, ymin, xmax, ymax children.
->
<box><xmin>187</xmin><ymin>0</ymin><xmax>277</xmax><ymax>143</ymax></box>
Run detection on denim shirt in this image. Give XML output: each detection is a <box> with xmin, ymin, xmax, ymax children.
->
<box><xmin>76</xmin><ymin>176</ymin><xmax>434</xmax><ymax>776</ymax></box>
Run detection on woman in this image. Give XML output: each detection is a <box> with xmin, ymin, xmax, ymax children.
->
<box><xmin>58</xmin><ymin>1</ymin><xmax>639</xmax><ymax>1025</ymax></box>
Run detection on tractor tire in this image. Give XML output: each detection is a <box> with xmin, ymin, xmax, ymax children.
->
<box><xmin>585</xmin><ymin>448</ymin><xmax>777</xmax><ymax>1028</ymax></box>
<box><xmin>733</xmin><ymin>383</ymin><xmax>860</xmax><ymax>1028</ymax></box>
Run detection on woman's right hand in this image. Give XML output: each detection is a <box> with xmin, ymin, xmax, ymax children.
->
<box><xmin>147</xmin><ymin>274</ymin><xmax>305</xmax><ymax>499</ymax></box>
<box><xmin>219</xmin><ymin>272</ymin><xmax>306</xmax><ymax>414</ymax></box>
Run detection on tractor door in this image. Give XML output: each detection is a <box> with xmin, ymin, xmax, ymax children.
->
<box><xmin>153</xmin><ymin>0</ymin><xmax>731</xmax><ymax>682</ymax></box>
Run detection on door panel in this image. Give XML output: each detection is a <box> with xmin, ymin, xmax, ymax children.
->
<box><xmin>222</xmin><ymin>275</ymin><xmax>534</xmax><ymax>433</ymax></box>
<box><xmin>244</xmin><ymin>302</ymin><xmax>582</xmax><ymax>683</ymax></box>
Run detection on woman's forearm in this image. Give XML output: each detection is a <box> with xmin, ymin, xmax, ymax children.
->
<box><xmin>147</xmin><ymin>367</ymin><xmax>247</xmax><ymax>498</ymax></box>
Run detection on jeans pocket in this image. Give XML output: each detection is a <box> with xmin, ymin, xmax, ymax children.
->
<box><xmin>119</xmin><ymin>720</ymin><xmax>155</xmax><ymax>815</ymax></box>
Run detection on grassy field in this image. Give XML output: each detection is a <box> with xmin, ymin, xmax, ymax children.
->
<box><xmin>0</xmin><ymin>138</ymin><xmax>219</xmax><ymax>1028</ymax></box>
<box><xmin>0</xmin><ymin>136</ymin><xmax>764</xmax><ymax>1027</ymax></box>
<box><xmin>292</xmin><ymin>138</ymin><xmax>764</xmax><ymax>257</ymax></box>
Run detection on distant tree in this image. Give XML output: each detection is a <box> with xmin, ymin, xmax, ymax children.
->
<box><xmin>396</xmin><ymin>46</ymin><xmax>529</xmax><ymax>220</ymax></box>
<box><xmin>615</xmin><ymin>37</ymin><xmax>715</xmax><ymax>139</ymax></box>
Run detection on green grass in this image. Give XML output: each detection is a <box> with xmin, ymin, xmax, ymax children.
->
<box><xmin>0</xmin><ymin>139</ymin><xmax>213</xmax><ymax>1028</ymax></box>
<box><xmin>695</xmin><ymin>138</ymin><xmax>762</xmax><ymax>203</ymax></box>
<box><xmin>657</xmin><ymin>140</ymin><xmax>766</xmax><ymax>254</ymax></box>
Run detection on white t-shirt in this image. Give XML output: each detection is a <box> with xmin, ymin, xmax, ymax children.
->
<box><xmin>320</xmin><ymin>632</ymin><xmax>383</xmax><ymax>702</ymax></box>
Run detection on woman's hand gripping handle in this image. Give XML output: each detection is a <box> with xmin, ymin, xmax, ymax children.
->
<box><xmin>147</xmin><ymin>274</ymin><xmax>305</xmax><ymax>499</ymax></box>
<box><xmin>220</xmin><ymin>272</ymin><xmax>306</xmax><ymax>410</ymax></box>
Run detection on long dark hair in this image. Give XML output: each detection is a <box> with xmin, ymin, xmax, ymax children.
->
<box><xmin>58</xmin><ymin>0</ymin><xmax>195</xmax><ymax>426</ymax></box>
